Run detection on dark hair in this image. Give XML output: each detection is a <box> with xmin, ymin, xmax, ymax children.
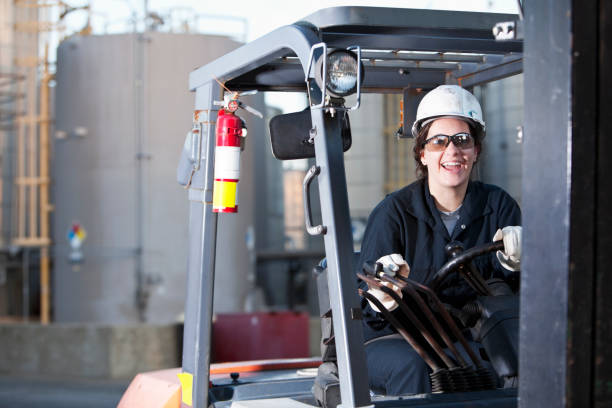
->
<box><xmin>412</xmin><ymin>119</ymin><xmax>483</xmax><ymax>179</ymax></box>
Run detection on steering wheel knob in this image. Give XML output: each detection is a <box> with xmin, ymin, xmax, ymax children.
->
<box><xmin>445</xmin><ymin>241</ymin><xmax>465</xmax><ymax>258</ymax></box>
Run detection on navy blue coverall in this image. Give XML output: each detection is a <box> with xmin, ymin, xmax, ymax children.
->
<box><xmin>357</xmin><ymin>179</ymin><xmax>521</xmax><ymax>395</ymax></box>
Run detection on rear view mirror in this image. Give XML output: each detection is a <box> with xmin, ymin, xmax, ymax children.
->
<box><xmin>269</xmin><ymin>109</ymin><xmax>351</xmax><ymax>160</ymax></box>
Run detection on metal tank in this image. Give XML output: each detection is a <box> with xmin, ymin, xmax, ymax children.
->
<box><xmin>477</xmin><ymin>75</ymin><xmax>524</xmax><ymax>202</ymax></box>
<box><xmin>53</xmin><ymin>32</ymin><xmax>262</xmax><ymax>323</ymax></box>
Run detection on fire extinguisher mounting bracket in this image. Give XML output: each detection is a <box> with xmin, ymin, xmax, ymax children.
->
<box><xmin>214</xmin><ymin>92</ymin><xmax>263</xmax><ymax>118</ymax></box>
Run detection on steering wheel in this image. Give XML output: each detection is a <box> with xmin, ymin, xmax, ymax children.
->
<box><xmin>429</xmin><ymin>240</ymin><xmax>504</xmax><ymax>295</ymax></box>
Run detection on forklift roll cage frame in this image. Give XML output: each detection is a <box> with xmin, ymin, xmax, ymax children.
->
<box><xmin>177</xmin><ymin>4</ymin><xmax>611</xmax><ymax>408</ymax></box>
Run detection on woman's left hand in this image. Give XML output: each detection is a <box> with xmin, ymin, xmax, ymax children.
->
<box><xmin>493</xmin><ymin>226</ymin><xmax>521</xmax><ymax>271</ymax></box>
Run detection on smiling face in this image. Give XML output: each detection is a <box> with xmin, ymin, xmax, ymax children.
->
<box><xmin>420</xmin><ymin>117</ymin><xmax>479</xmax><ymax>193</ymax></box>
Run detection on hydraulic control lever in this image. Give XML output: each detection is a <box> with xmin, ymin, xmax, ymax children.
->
<box><xmin>360</xmin><ymin>261</ymin><xmax>496</xmax><ymax>392</ymax></box>
<box><xmin>362</xmin><ymin>262</ymin><xmax>481</xmax><ymax>368</ymax></box>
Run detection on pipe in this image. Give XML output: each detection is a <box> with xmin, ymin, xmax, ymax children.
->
<box><xmin>16</xmin><ymin>76</ymin><xmax>25</xmax><ymax>239</ymax></box>
<box><xmin>39</xmin><ymin>45</ymin><xmax>51</xmax><ymax>324</ymax></box>
<box><xmin>27</xmin><ymin>61</ymin><xmax>36</xmax><ymax>241</ymax></box>
<box><xmin>22</xmin><ymin>247</ymin><xmax>29</xmax><ymax>320</ymax></box>
<box><xmin>133</xmin><ymin>29</ymin><xmax>148</xmax><ymax>321</ymax></box>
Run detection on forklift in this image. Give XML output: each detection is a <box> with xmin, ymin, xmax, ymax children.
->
<box><xmin>120</xmin><ymin>3</ymin><xmax>612</xmax><ymax>407</ymax></box>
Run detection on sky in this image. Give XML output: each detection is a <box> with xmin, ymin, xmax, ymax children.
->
<box><xmin>55</xmin><ymin>0</ymin><xmax>520</xmax><ymax>111</ymax></box>
<box><xmin>61</xmin><ymin>0</ymin><xmax>520</xmax><ymax>42</ymax></box>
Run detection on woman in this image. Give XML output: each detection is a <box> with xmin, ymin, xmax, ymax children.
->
<box><xmin>358</xmin><ymin>85</ymin><xmax>521</xmax><ymax>395</ymax></box>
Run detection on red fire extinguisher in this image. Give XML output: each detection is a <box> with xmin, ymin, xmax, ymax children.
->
<box><xmin>212</xmin><ymin>93</ymin><xmax>261</xmax><ymax>213</ymax></box>
<box><xmin>213</xmin><ymin>101</ymin><xmax>243</xmax><ymax>213</ymax></box>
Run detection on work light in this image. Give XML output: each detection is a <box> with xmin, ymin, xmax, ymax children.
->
<box><xmin>315</xmin><ymin>49</ymin><xmax>364</xmax><ymax>98</ymax></box>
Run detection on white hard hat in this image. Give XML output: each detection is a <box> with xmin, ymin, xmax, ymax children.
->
<box><xmin>411</xmin><ymin>85</ymin><xmax>485</xmax><ymax>138</ymax></box>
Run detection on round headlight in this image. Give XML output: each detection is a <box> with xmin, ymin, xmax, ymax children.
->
<box><xmin>315</xmin><ymin>50</ymin><xmax>363</xmax><ymax>98</ymax></box>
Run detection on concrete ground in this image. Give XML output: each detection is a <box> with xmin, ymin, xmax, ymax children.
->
<box><xmin>0</xmin><ymin>375</ymin><xmax>129</xmax><ymax>408</ymax></box>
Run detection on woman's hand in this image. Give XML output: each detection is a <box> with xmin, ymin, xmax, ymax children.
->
<box><xmin>376</xmin><ymin>253</ymin><xmax>411</xmax><ymax>278</ymax></box>
<box><xmin>365</xmin><ymin>254</ymin><xmax>410</xmax><ymax>312</ymax></box>
<box><xmin>493</xmin><ymin>226</ymin><xmax>521</xmax><ymax>271</ymax></box>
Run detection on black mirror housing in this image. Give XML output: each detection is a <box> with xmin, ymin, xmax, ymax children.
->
<box><xmin>269</xmin><ymin>108</ymin><xmax>352</xmax><ymax>160</ymax></box>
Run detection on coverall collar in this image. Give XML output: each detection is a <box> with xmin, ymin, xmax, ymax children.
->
<box><xmin>405</xmin><ymin>180</ymin><xmax>493</xmax><ymax>237</ymax></box>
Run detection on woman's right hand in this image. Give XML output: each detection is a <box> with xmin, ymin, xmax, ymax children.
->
<box><xmin>365</xmin><ymin>254</ymin><xmax>410</xmax><ymax>312</ymax></box>
<box><xmin>376</xmin><ymin>253</ymin><xmax>410</xmax><ymax>278</ymax></box>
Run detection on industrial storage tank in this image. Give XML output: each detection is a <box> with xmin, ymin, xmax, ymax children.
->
<box><xmin>53</xmin><ymin>32</ymin><xmax>262</xmax><ymax>324</ymax></box>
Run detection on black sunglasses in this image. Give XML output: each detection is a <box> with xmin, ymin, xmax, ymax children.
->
<box><xmin>422</xmin><ymin>132</ymin><xmax>475</xmax><ymax>152</ymax></box>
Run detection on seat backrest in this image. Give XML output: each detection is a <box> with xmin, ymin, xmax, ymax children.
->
<box><xmin>313</xmin><ymin>253</ymin><xmax>361</xmax><ymax>361</ymax></box>
<box><xmin>312</xmin><ymin>253</ymin><xmax>360</xmax><ymax>408</ymax></box>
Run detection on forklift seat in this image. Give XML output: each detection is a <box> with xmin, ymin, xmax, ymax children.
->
<box><xmin>311</xmin><ymin>253</ymin><xmax>360</xmax><ymax>408</ymax></box>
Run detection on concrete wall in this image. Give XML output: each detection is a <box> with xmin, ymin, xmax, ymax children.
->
<box><xmin>0</xmin><ymin>323</ymin><xmax>179</xmax><ymax>379</ymax></box>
